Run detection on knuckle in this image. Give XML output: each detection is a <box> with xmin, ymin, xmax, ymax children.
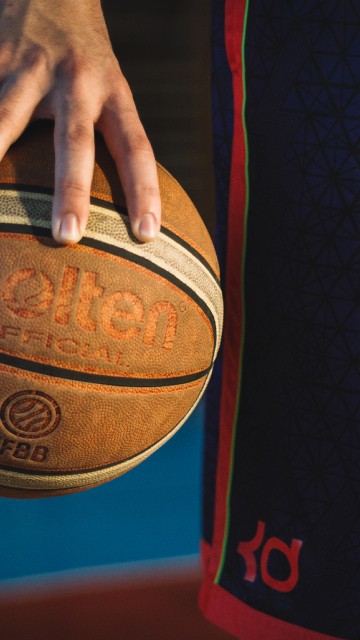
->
<box><xmin>66</xmin><ymin>121</ymin><xmax>93</xmax><ymax>146</ymax></box>
<box><xmin>125</xmin><ymin>132</ymin><xmax>154</xmax><ymax>157</ymax></box>
<box><xmin>137</xmin><ymin>184</ymin><xmax>160</xmax><ymax>200</ymax></box>
<box><xmin>58</xmin><ymin>178</ymin><xmax>88</xmax><ymax>198</ymax></box>
<box><xmin>23</xmin><ymin>44</ymin><xmax>49</xmax><ymax>74</ymax></box>
<box><xmin>131</xmin><ymin>183</ymin><xmax>161</xmax><ymax>212</ymax></box>
<box><xmin>0</xmin><ymin>43</ymin><xmax>14</xmax><ymax>75</ymax></box>
<box><xmin>58</xmin><ymin>54</ymin><xmax>90</xmax><ymax>82</ymax></box>
<box><xmin>0</xmin><ymin>103</ymin><xmax>14</xmax><ymax>128</ymax></box>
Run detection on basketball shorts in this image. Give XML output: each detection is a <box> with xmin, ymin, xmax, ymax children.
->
<box><xmin>199</xmin><ymin>2</ymin><xmax>360</xmax><ymax>639</ymax></box>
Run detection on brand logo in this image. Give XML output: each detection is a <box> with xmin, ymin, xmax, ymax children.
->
<box><xmin>0</xmin><ymin>390</ymin><xmax>61</xmax><ymax>439</ymax></box>
<box><xmin>237</xmin><ymin>521</ymin><xmax>303</xmax><ymax>593</ymax></box>
<box><xmin>1</xmin><ymin>267</ymin><xmax>178</xmax><ymax>350</ymax></box>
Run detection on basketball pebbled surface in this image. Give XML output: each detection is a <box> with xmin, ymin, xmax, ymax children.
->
<box><xmin>0</xmin><ymin>122</ymin><xmax>223</xmax><ymax>498</ymax></box>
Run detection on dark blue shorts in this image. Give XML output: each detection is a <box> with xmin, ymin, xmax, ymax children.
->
<box><xmin>200</xmin><ymin>2</ymin><xmax>360</xmax><ymax>639</ymax></box>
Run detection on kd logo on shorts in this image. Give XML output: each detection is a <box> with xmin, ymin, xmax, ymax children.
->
<box><xmin>237</xmin><ymin>521</ymin><xmax>303</xmax><ymax>592</ymax></box>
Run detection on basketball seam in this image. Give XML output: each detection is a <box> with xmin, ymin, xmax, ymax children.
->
<box><xmin>0</xmin><ymin>223</ymin><xmax>219</xmax><ymax>356</ymax></box>
<box><xmin>0</xmin><ymin>190</ymin><xmax>223</xmax><ymax>357</ymax></box>
<box><xmin>0</xmin><ymin>363</ymin><xmax>205</xmax><ymax>394</ymax></box>
<box><xmin>0</xmin><ymin>352</ymin><xmax>212</xmax><ymax>387</ymax></box>
<box><xmin>0</xmin><ymin>368</ymin><xmax>211</xmax><ymax>486</ymax></box>
<box><xmin>0</xmin><ymin>184</ymin><xmax>220</xmax><ymax>281</ymax></box>
<box><xmin>0</xmin><ymin>345</ymin><xmax>212</xmax><ymax>379</ymax></box>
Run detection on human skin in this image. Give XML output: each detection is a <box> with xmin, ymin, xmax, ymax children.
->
<box><xmin>0</xmin><ymin>0</ymin><xmax>161</xmax><ymax>244</ymax></box>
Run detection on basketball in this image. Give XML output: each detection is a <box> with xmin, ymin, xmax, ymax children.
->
<box><xmin>0</xmin><ymin>122</ymin><xmax>223</xmax><ymax>498</ymax></box>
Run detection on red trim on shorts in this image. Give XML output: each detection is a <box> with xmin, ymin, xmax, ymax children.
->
<box><xmin>201</xmin><ymin>3</ymin><xmax>350</xmax><ymax>639</ymax></box>
<box><xmin>201</xmin><ymin>3</ymin><xmax>346</xmax><ymax>637</ymax></box>
<box><xmin>205</xmin><ymin>0</ymin><xmax>248</xmax><ymax>581</ymax></box>
<box><xmin>199</xmin><ymin>543</ymin><xmax>345</xmax><ymax>640</ymax></box>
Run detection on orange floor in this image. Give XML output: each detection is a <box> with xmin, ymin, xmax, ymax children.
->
<box><xmin>0</xmin><ymin>572</ymin><xmax>233</xmax><ymax>640</ymax></box>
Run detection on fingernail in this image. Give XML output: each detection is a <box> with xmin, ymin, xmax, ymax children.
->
<box><xmin>58</xmin><ymin>214</ymin><xmax>81</xmax><ymax>244</ymax></box>
<box><xmin>138</xmin><ymin>213</ymin><xmax>157</xmax><ymax>242</ymax></box>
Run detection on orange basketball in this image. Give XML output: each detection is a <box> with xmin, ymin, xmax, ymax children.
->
<box><xmin>0</xmin><ymin>122</ymin><xmax>223</xmax><ymax>498</ymax></box>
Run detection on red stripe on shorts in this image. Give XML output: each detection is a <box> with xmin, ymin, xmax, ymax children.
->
<box><xmin>204</xmin><ymin>0</ymin><xmax>248</xmax><ymax>583</ymax></box>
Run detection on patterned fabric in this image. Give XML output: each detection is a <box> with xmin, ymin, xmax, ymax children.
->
<box><xmin>200</xmin><ymin>2</ymin><xmax>360</xmax><ymax>639</ymax></box>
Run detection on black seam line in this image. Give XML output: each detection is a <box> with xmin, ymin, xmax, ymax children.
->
<box><xmin>0</xmin><ymin>377</ymin><xmax>211</xmax><ymax>479</ymax></box>
<box><xmin>0</xmin><ymin>223</ymin><xmax>218</xmax><ymax>355</ymax></box>
<box><xmin>81</xmin><ymin>236</ymin><xmax>218</xmax><ymax>348</ymax></box>
<box><xmin>0</xmin><ymin>352</ymin><xmax>212</xmax><ymax>387</ymax></box>
<box><xmin>159</xmin><ymin>227</ymin><xmax>220</xmax><ymax>286</ymax></box>
<box><xmin>0</xmin><ymin>183</ymin><xmax>54</xmax><ymax>196</ymax></box>
<box><xmin>0</xmin><ymin>222</ymin><xmax>51</xmax><ymax>237</ymax></box>
<box><xmin>0</xmin><ymin>184</ymin><xmax>221</xmax><ymax>286</ymax></box>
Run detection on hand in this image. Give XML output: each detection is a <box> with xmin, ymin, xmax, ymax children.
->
<box><xmin>0</xmin><ymin>0</ymin><xmax>161</xmax><ymax>244</ymax></box>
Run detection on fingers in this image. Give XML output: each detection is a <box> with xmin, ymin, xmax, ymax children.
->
<box><xmin>0</xmin><ymin>62</ymin><xmax>48</xmax><ymax>159</ymax></box>
<box><xmin>0</xmin><ymin>60</ymin><xmax>96</xmax><ymax>247</ymax></box>
<box><xmin>52</xmin><ymin>104</ymin><xmax>95</xmax><ymax>245</ymax></box>
<box><xmin>0</xmin><ymin>60</ymin><xmax>160</xmax><ymax>246</ymax></box>
<box><xmin>98</xmin><ymin>91</ymin><xmax>161</xmax><ymax>243</ymax></box>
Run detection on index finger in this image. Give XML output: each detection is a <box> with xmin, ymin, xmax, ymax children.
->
<box><xmin>98</xmin><ymin>94</ymin><xmax>161</xmax><ymax>243</ymax></box>
<box><xmin>52</xmin><ymin>103</ymin><xmax>95</xmax><ymax>244</ymax></box>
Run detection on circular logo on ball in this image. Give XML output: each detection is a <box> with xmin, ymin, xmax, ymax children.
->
<box><xmin>0</xmin><ymin>391</ymin><xmax>61</xmax><ymax>439</ymax></box>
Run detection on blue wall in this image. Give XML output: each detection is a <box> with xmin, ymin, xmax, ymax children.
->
<box><xmin>0</xmin><ymin>403</ymin><xmax>204</xmax><ymax>583</ymax></box>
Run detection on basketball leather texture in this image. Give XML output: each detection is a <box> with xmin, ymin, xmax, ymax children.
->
<box><xmin>0</xmin><ymin>122</ymin><xmax>223</xmax><ymax>498</ymax></box>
